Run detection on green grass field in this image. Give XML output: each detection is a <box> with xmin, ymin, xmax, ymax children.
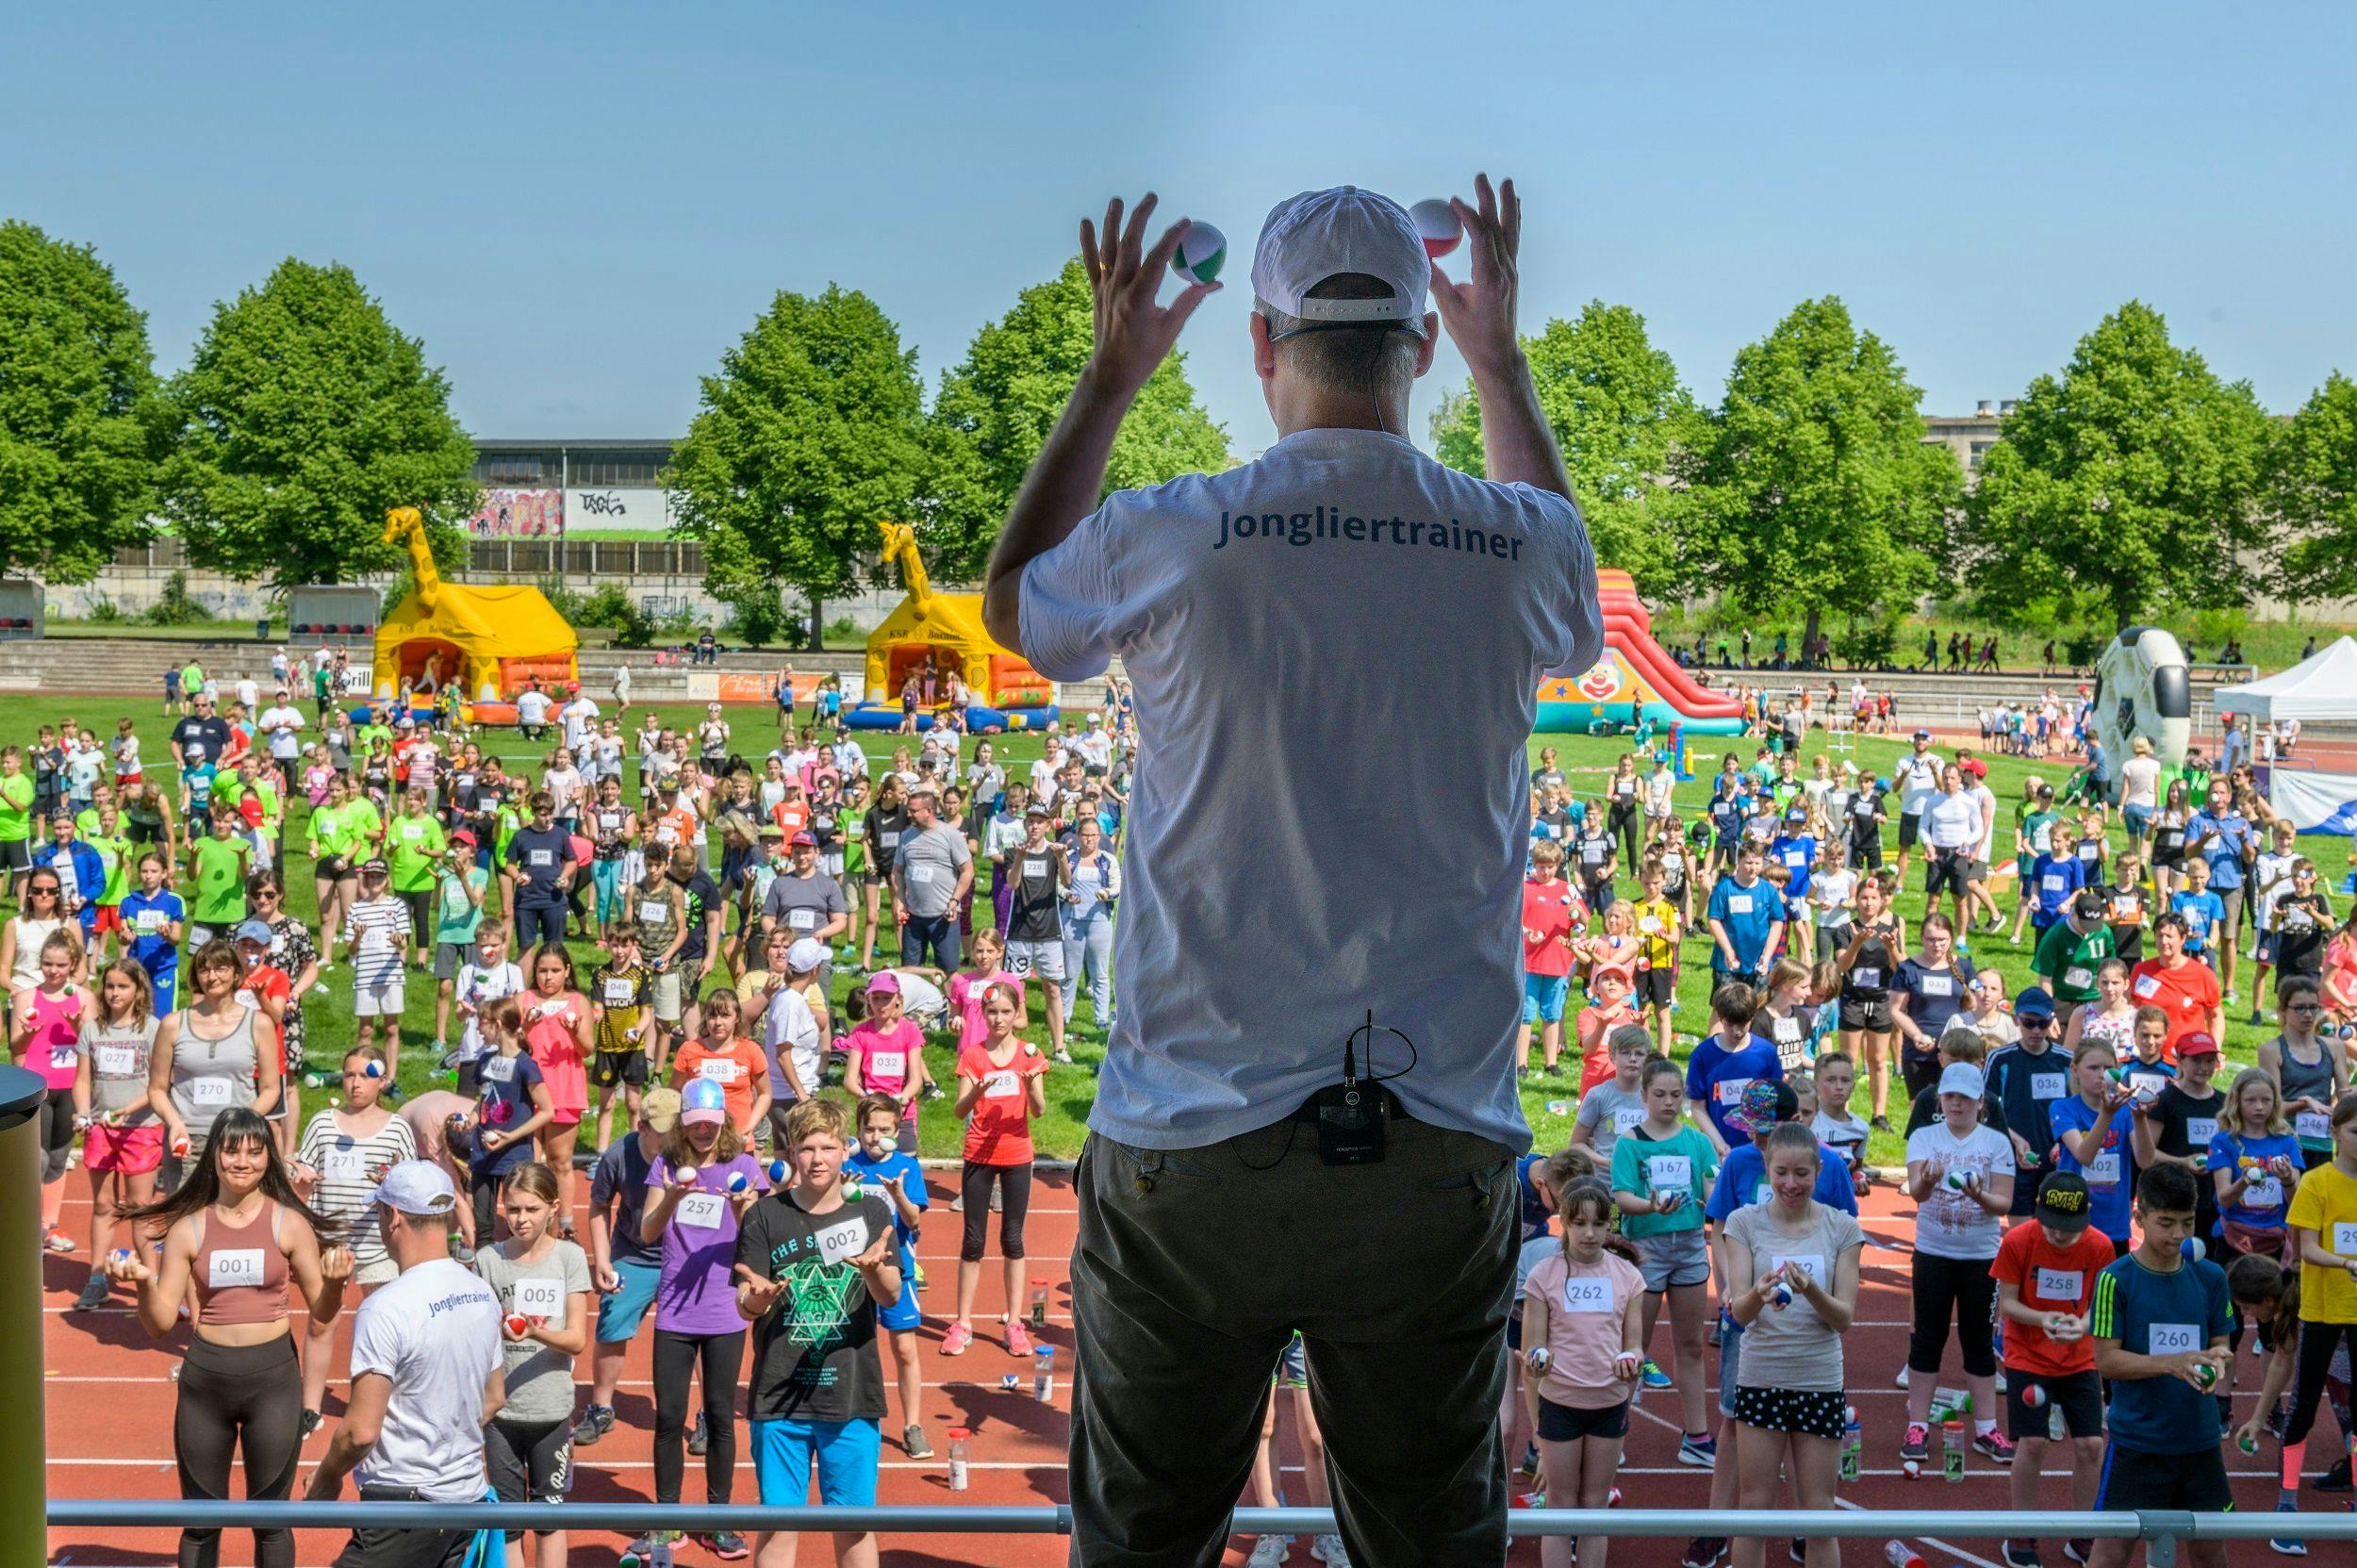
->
<box><xmin>14</xmin><ymin>691</ymin><xmax>2351</xmax><ymax>1164</ymax></box>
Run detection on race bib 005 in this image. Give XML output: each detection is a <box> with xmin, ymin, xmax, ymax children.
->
<box><xmin>511</xmin><ymin>1276</ymin><xmax>566</xmax><ymax>1324</ymax></box>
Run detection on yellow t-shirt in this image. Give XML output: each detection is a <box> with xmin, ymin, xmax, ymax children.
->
<box><xmin>1632</xmin><ymin>897</ymin><xmax>1680</xmax><ymax>972</ymax></box>
<box><xmin>2286</xmin><ymin>1161</ymin><xmax>2357</xmax><ymax>1324</ymax></box>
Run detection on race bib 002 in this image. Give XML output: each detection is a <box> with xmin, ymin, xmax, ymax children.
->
<box><xmin>816</xmin><ymin>1215</ymin><xmax>868</xmax><ymax>1268</ymax></box>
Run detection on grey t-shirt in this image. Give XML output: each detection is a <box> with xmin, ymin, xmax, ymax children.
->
<box><xmin>895</xmin><ymin>822</ymin><xmax>970</xmax><ymax>919</ymax></box>
<box><xmin>762</xmin><ymin>869</ymin><xmax>847</xmax><ymax>938</ymax></box>
<box><xmin>1722</xmin><ymin>1201</ymin><xmax>1862</xmax><ymax>1393</ymax></box>
<box><xmin>472</xmin><ymin>1239</ymin><xmax>592</xmax><ymax>1423</ymax></box>
<box><xmin>1574</xmin><ymin>1081</ymin><xmax>1648</xmax><ymax>1164</ymax></box>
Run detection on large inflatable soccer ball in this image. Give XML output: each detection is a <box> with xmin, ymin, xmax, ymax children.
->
<box><xmin>2091</xmin><ymin>625</ymin><xmax>2191</xmax><ymax>797</ymax></box>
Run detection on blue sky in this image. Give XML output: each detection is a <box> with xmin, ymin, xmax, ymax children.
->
<box><xmin>7</xmin><ymin>2</ymin><xmax>2352</xmax><ymax>455</ymax></box>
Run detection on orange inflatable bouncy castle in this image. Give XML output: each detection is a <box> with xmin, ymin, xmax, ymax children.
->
<box><xmin>1535</xmin><ymin>569</ymin><xmax>1745</xmax><ymax>735</ymax></box>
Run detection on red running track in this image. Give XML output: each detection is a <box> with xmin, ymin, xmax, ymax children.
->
<box><xmin>39</xmin><ymin>1177</ymin><xmax>2320</xmax><ymax>1566</ymax></box>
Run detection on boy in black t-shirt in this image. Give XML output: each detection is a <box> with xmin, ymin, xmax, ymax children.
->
<box><xmin>734</xmin><ymin>1097</ymin><xmax>900</xmax><ymax>1567</ymax></box>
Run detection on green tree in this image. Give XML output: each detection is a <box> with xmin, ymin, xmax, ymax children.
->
<box><xmin>1678</xmin><ymin>297</ymin><xmax>1962</xmax><ymax>653</ymax></box>
<box><xmin>160</xmin><ymin>259</ymin><xmax>476</xmax><ymax>589</ymax></box>
<box><xmin>2272</xmin><ymin>371</ymin><xmax>2357</xmax><ymax>603</ymax></box>
<box><xmin>927</xmin><ymin>257</ymin><xmax>1228</xmax><ymax>579</ymax></box>
<box><xmin>666</xmin><ymin>286</ymin><xmax>929</xmax><ymax>648</ymax></box>
<box><xmin>0</xmin><ymin>221</ymin><xmax>166</xmax><ymax>581</ymax></box>
<box><xmin>1961</xmin><ymin>301</ymin><xmax>2274</xmax><ymax>629</ymax></box>
<box><xmin>1428</xmin><ymin>301</ymin><xmax>1698</xmax><ymax>598</ymax></box>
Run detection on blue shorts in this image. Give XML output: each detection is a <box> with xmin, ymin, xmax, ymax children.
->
<box><xmin>1523</xmin><ymin>972</ymin><xmax>1570</xmax><ymax>1025</ymax></box>
<box><xmin>594</xmin><ymin>1256</ymin><xmax>663</xmax><ymax>1345</ymax></box>
<box><xmin>750</xmin><ymin>1415</ymin><xmax>882</xmax><ymax>1508</ymax></box>
<box><xmin>876</xmin><ymin>1253</ymin><xmax>922</xmax><ymax>1332</ymax></box>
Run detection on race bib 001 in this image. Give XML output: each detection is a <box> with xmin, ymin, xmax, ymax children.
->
<box><xmin>207</xmin><ymin>1247</ymin><xmax>265</xmax><ymax>1290</ymax></box>
<box><xmin>2147</xmin><ymin>1322</ymin><xmax>2200</xmax><ymax>1356</ymax></box>
<box><xmin>511</xmin><ymin>1276</ymin><xmax>567</xmax><ymax>1324</ymax></box>
<box><xmin>2035</xmin><ymin>1267</ymin><xmax>2084</xmax><ymax>1303</ymax></box>
<box><xmin>1562</xmin><ymin>1276</ymin><xmax>1615</xmax><ymax>1313</ymax></box>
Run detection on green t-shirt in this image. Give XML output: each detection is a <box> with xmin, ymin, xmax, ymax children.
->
<box><xmin>1609</xmin><ymin>1123</ymin><xmax>1720</xmax><ymax>1240</ymax></box>
<box><xmin>180</xmin><ymin>663</ymin><xmax>204</xmax><ymax>697</ymax></box>
<box><xmin>435</xmin><ymin>864</ymin><xmax>489</xmax><ymax>948</ymax></box>
<box><xmin>345</xmin><ymin>799</ymin><xmax>384</xmax><ymax>856</ymax></box>
<box><xmin>839</xmin><ymin>807</ymin><xmax>865</xmax><ymax>874</ymax></box>
<box><xmin>2019</xmin><ymin>807</ymin><xmax>2061</xmax><ymax>863</ymax></box>
<box><xmin>313</xmin><ymin>667</ymin><xmax>333</xmax><ymax>702</ymax></box>
<box><xmin>2034</xmin><ymin>919</ymin><xmax>2118</xmax><ymax>1005</ymax></box>
<box><xmin>89</xmin><ymin>832</ymin><xmax>132</xmax><ymax>905</ymax></box>
<box><xmin>387</xmin><ymin>813</ymin><xmax>446</xmax><ymax>893</ymax></box>
<box><xmin>356</xmin><ymin>723</ymin><xmax>392</xmax><ymax>754</ymax></box>
<box><xmin>493</xmin><ymin>804</ymin><xmax>520</xmax><ymax>862</ymax></box>
<box><xmin>190</xmin><ymin>834</ymin><xmax>250</xmax><ymax>925</ymax></box>
<box><xmin>0</xmin><ymin>774</ymin><xmax>32</xmax><ymax>843</ymax></box>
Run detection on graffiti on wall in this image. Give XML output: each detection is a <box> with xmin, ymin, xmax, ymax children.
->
<box><xmin>467</xmin><ymin>489</ymin><xmax>566</xmax><ymax>538</ymax></box>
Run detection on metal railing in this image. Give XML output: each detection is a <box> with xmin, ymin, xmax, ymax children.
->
<box><xmin>42</xmin><ymin>1502</ymin><xmax>2357</xmax><ymax>1563</ymax></box>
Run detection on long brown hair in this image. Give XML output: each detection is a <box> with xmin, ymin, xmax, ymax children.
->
<box><xmin>120</xmin><ymin>1107</ymin><xmax>338</xmax><ymax>1242</ymax></box>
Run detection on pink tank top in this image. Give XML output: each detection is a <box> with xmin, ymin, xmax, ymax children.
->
<box><xmin>22</xmin><ymin>985</ymin><xmax>85</xmax><ymax>1091</ymax></box>
<box><xmin>194</xmin><ymin>1200</ymin><xmax>289</xmax><ymax>1328</ymax></box>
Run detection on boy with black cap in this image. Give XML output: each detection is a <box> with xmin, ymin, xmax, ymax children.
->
<box><xmin>2034</xmin><ymin>890</ymin><xmax>2116</xmax><ymax>1026</ymax></box>
<box><xmin>1992</xmin><ymin>1171</ymin><xmax>2113</xmax><ymax>1568</ymax></box>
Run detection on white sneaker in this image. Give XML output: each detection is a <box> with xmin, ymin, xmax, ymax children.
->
<box><xmin>1893</xmin><ymin>1363</ymin><xmax>1910</xmax><ymax>1388</ymax></box>
<box><xmin>1247</xmin><ymin>1535</ymin><xmax>1291</xmax><ymax>1568</ymax></box>
<box><xmin>1312</xmin><ymin>1534</ymin><xmax>1353</xmax><ymax>1566</ymax></box>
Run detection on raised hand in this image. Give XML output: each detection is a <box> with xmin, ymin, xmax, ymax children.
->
<box><xmin>1426</xmin><ymin>173</ymin><xmax>1523</xmax><ymax>377</ymax></box>
<box><xmin>1080</xmin><ymin>194</ymin><xmax>1220</xmax><ymax>403</ymax></box>
<box><xmin>733</xmin><ymin>1262</ymin><xmax>785</xmax><ymax>1316</ymax></box>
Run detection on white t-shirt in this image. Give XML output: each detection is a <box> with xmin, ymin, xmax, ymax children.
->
<box><xmin>257</xmin><ymin>705</ymin><xmax>305</xmax><ymax>758</ymax></box>
<box><xmin>1896</xmin><ymin>751</ymin><xmax>1944</xmax><ymax>817</ymax></box>
<box><xmin>516</xmin><ymin>690</ymin><xmax>551</xmax><ymax>726</ymax></box>
<box><xmin>1904</xmin><ymin>1122</ymin><xmax>2016</xmax><ymax>1260</ymax></box>
<box><xmin>1019</xmin><ymin>426</ymin><xmax>1601</xmax><ymax>1150</ymax></box>
<box><xmin>348</xmin><ymin>1256</ymin><xmax>503</xmax><ymax>1500</ymax></box>
<box><xmin>560</xmin><ymin>698</ymin><xmax>601</xmax><ymax>750</ymax></box>
<box><xmin>2119</xmin><ymin>754</ymin><xmax>2163</xmax><ymax>812</ymax></box>
<box><xmin>763</xmin><ymin>982</ymin><xmax>823</xmax><ymax>1096</ymax></box>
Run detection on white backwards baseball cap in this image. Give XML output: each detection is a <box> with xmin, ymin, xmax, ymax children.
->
<box><xmin>1251</xmin><ymin>186</ymin><xmax>1430</xmax><ymax>337</ymax></box>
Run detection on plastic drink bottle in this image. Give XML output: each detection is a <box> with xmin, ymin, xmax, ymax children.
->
<box><xmin>1941</xmin><ymin>1416</ymin><xmax>1966</xmax><ymax>1481</ymax></box>
<box><xmin>1839</xmin><ymin>1408</ymin><xmax>1863</xmax><ymax>1481</ymax></box>
<box><xmin>1034</xmin><ymin>1345</ymin><xmax>1057</xmax><ymax>1401</ymax></box>
<box><xmin>1887</xmin><ymin>1544</ymin><xmax>1927</xmax><ymax>1568</ymax></box>
<box><xmin>947</xmin><ymin>1427</ymin><xmax>971</xmax><ymax>1491</ymax></box>
<box><xmin>1030</xmin><ymin>1278</ymin><xmax>1050</xmax><ymax>1329</ymax></box>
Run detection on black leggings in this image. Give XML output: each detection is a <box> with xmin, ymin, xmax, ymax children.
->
<box><xmin>175</xmin><ymin>1332</ymin><xmax>303</xmax><ymax>1568</ymax></box>
<box><xmin>960</xmin><ymin>1161</ymin><xmax>1033</xmax><ymax>1263</ymax></box>
<box><xmin>1908</xmin><ymin>1249</ymin><xmax>1997</xmax><ymax>1378</ymax></box>
<box><xmin>38</xmin><ymin>1092</ymin><xmax>76</xmax><ymax>1183</ymax></box>
<box><xmin>652</xmin><ymin>1328</ymin><xmax>744</xmax><ymax>1505</ymax></box>
<box><xmin>2285</xmin><ymin>1319</ymin><xmax>2357</xmax><ymax>1444</ymax></box>
<box><xmin>402</xmin><ymin>889</ymin><xmax>433</xmax><ymax>941</ymax></box>
<box><xmin>1607</xmin><ymin>800</ymin><xmax>1640</xmax><ymax>867</ymax></box>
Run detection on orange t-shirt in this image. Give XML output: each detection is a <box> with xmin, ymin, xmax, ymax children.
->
<box><xmin>1989</xmin><ymin>1218</ymin><xmax>2113</xmax><ymax>1376</ymax></box>
<box><xmin>1577</xmin><ymin>1000</ymin><xmax>1637</xmax><ymax>1094</ymax></box>
<box><xmin>673</xmin><ymin>1037</ymin><xmax>766</xmax><ymax>1131</ymax></box>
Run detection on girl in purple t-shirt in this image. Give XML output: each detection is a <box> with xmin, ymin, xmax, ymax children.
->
<box><xmin>639</xmin><ymin>1077</ymin><xmax>766</xmax><ymax>1527</ymax></box>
